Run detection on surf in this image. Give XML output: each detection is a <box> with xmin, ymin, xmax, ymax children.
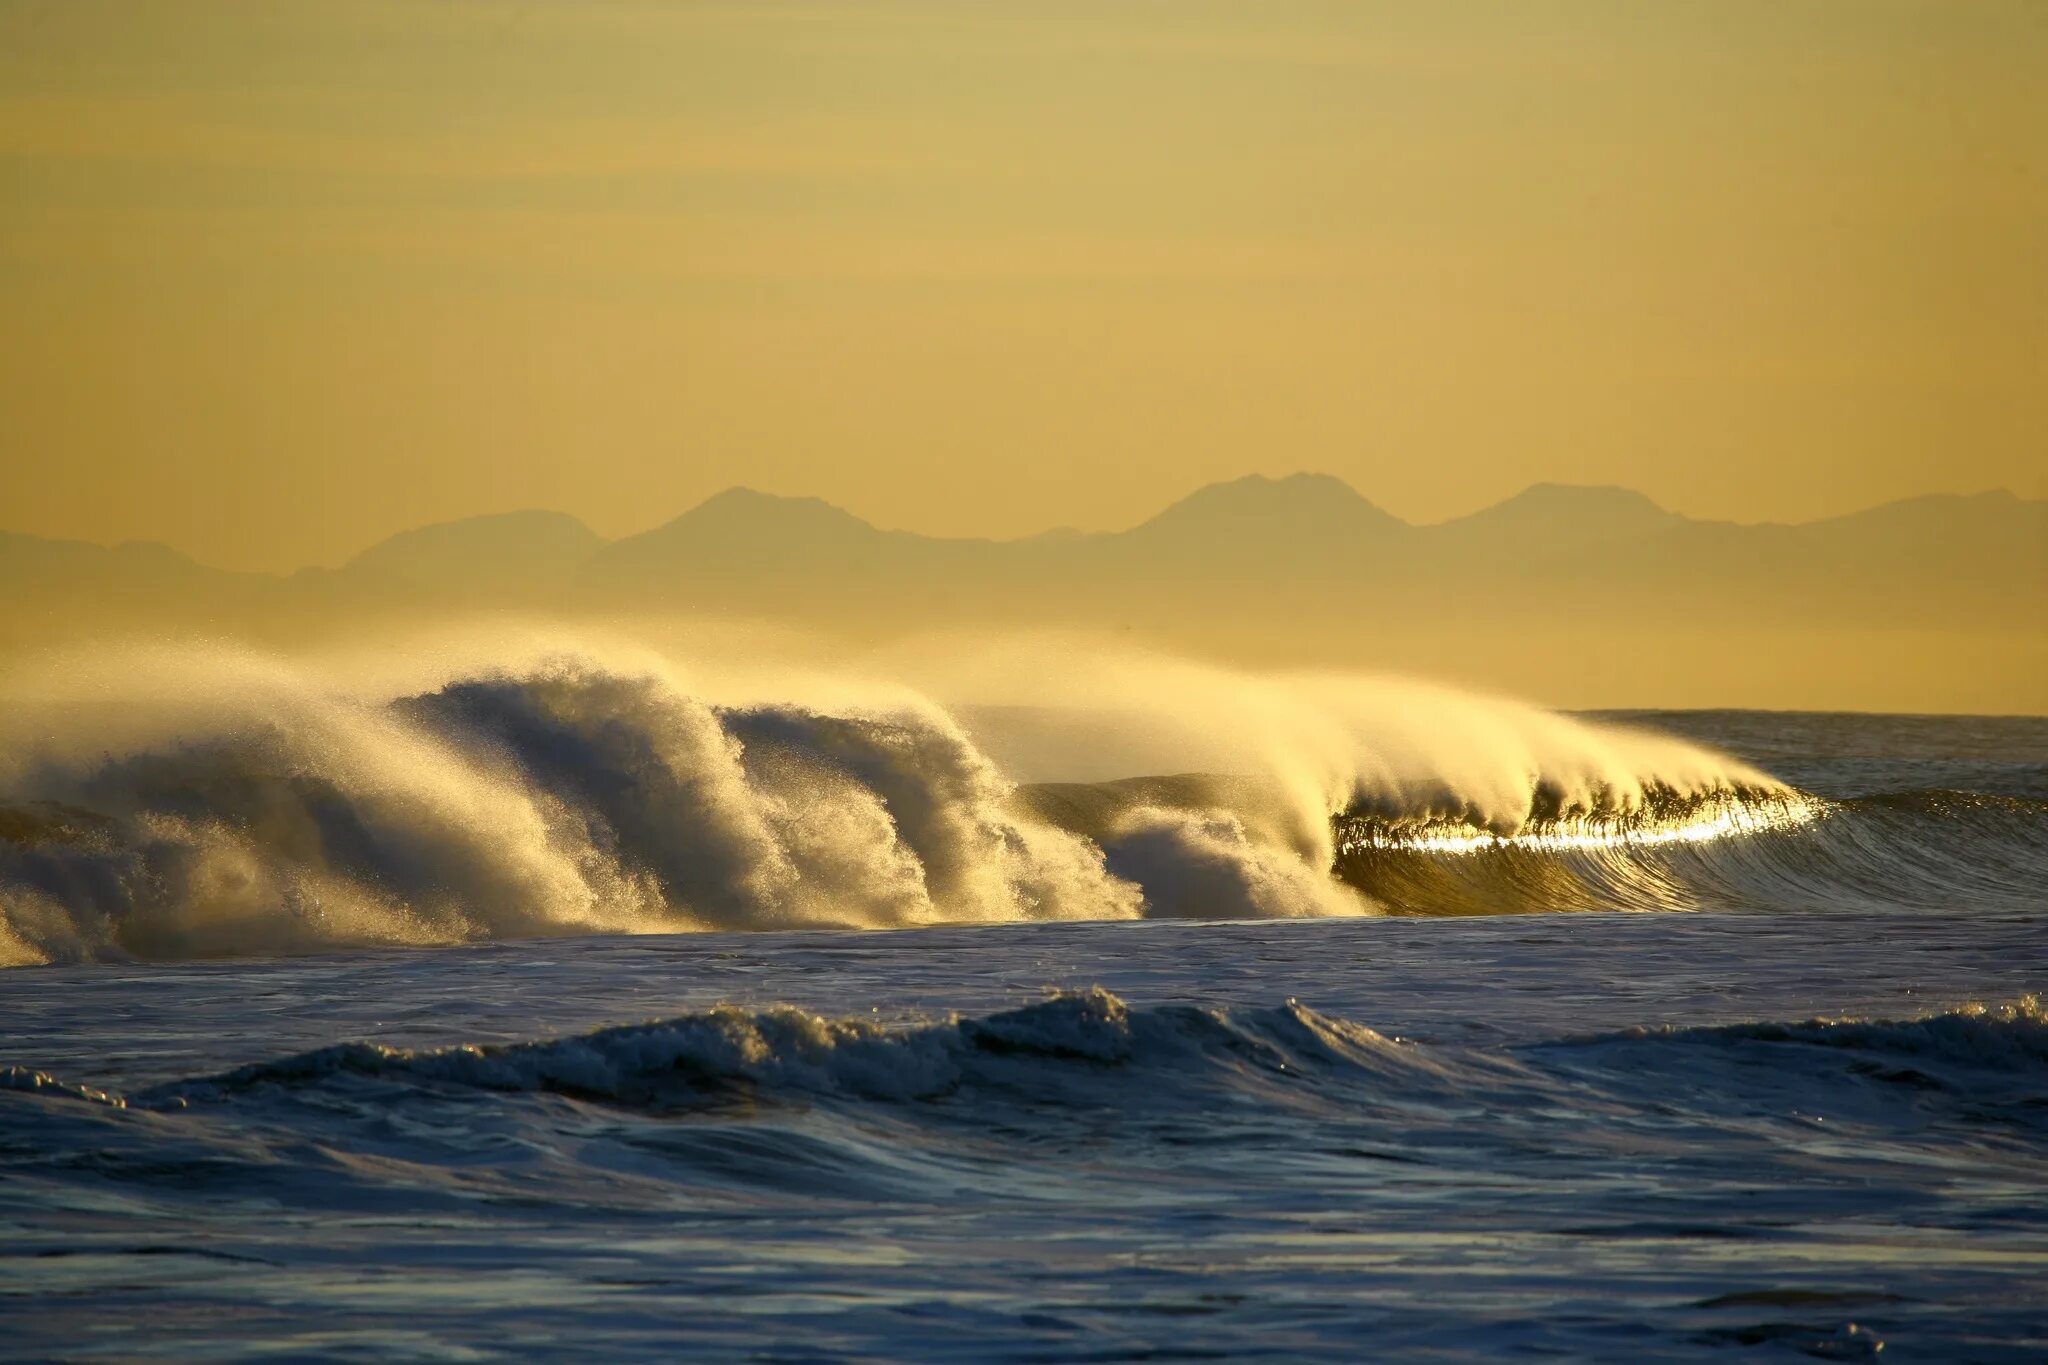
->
<box><xmin>0</xmin><ymin>637</ymin><xmax>2037</xmax><ymax>966</ymax></box>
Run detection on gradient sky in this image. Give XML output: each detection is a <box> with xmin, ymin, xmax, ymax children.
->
<box><xmin>2</xmin><ymin>0</ymin><xmax>2042</xmax><ymax>571</ymax></box>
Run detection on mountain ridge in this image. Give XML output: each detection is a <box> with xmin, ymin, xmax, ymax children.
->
<box><xmin>5</xmin><ymin>477</ymin><xmax>2035</xmax><ymax>576</ymax></box>
<box><xmin>2</xmin><ymin>476</ymin><xmax>2038</xmax><ymax>711</ymax></box>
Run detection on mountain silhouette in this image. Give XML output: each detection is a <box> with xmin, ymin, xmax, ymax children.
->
<box><xmin>1129</xmin><ymin>472</ymin><xmax>1404</xmax><ymax>544</ymax></box>
<box><xmin>2</xmin><ymin>476</ymin><xmax>2040</xmax><ymax>711</ymax></box>
<box><xmin>344</xmin><ymin>510</ymin><xmax>603</xmax><ymax>595</ymax></box>
<box><xmin>1433</xmin><ymin>482</ymin><xmax>1680</xmax><ymax>551</ymax></box>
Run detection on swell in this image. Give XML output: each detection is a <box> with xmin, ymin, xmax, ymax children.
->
<box><xmin>0</xmin><ymin>991</ymin><xmax>1430</xmax><ymax>1115</ymax></box>
<box><xmin>1592</xmin><ymin>993</ymin><xmax>2048</xmax><ymax>1067</ymax></box>
<box><xmin>9</xmin><ymin>991</ymin><xmax>2041</xmax><ymax>1121</ymax></box>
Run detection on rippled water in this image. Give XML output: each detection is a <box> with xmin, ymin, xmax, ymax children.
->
<box><xmin>2</xmin><ymin>711</ymin><xmax>2044</xmax><ymax>1361</ymax></box>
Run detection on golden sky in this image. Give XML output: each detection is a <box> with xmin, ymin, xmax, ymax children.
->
<box><xmin>2</xmin><ymin>0</ymin><xmax>2042</xmax><ymax>571</ymax></box>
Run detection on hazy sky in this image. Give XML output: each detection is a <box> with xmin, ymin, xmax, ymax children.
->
<box><xmin>2</xmin><ymin>0</ymin><xmax>2042</xmax><ymax>570</ymax></box>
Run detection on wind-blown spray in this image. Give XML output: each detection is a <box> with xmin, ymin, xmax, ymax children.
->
<box><xmin>0</xmin><ymin>635</ymin><xmax>1878</xmax><ymax>966</ymax></box>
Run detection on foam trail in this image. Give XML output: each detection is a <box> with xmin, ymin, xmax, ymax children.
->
<box><xmin>1101</xmin><ymin>808</ymin><xmax>1373</xmax><ymax>920</ymax></box>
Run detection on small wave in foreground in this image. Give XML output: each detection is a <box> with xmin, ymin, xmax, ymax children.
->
<box><xmin>10</xmin><ymin>990</ymin><xmax>2041</xmax><ymax>1123</ymax></box>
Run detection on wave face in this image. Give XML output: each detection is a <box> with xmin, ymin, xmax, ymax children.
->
<box><xmin>0</xmin><ymin>645</ymin><xmax>2041</xmax><ymax>965</ymax></box>
<box><xmin>1331</xmin><ymin>788</ymin><xmax>2048</xmax><ymax>916</ymax></box>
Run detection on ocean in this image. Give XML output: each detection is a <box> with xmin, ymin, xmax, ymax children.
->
<box><xmin>2</xmin><ymin>663</ymin><xmax>2043</xmax><ymax>1361</ymax></box>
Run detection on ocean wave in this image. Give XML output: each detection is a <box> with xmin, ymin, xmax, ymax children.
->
<box><xmin>7</xmin><ymin>969</ymin><xmax>2041</xmax><ymax>1363</ymax></box>
<box><xmin>0</xmin><ymin>1065</ymin><xmax>126</xmax><ymax>1108</ymax></box>
<box><xmin>1598</xmin><ymin>994</ymin><xmax>2048</xmax><ymax>1070</ymax></box>
<box><xmin>148</xmin><ymin>989</ymin><xmax>1438</xmax><ymax>1112</ymax></box>
<box><xmin>2</xmin><ymin>649</ymin><xmax>2039</xmax><ymax>965</ymax></box>
<box><xmin>13</xmin><ymin>992</ymin><xmax>2042</xmax><ymax>1129</ymax></box>
<box><xmin>0</xmin><ymin>991</ymin><xmax>1465</xmax><ymax>1117</ymax></box>
<box><xmin>1329</xmin><ymin>789</ymin><xmax>2048</xmax><ymax>917</ymax></box>
<box><xmin>0</xmin><ymin>661</ymin><xmax>1153</xmax><ymax>965</ymax></box>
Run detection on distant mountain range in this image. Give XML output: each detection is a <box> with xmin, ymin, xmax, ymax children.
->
<box><xmin>4</xmin><ymin>475</ymin><xmax>2042</xmax><ymax>711</ymax></box>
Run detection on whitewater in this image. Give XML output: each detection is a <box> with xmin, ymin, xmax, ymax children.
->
<box><xmin>1</xmin><ymin>639</ymin><xmax>2043</xmax><ymax>1360</ymax></box>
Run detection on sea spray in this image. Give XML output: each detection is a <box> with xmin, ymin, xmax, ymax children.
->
<box><xmin>0</xmin><ymin>636</ymin><xmax>1818</xmax><ymax>963</ymax></box>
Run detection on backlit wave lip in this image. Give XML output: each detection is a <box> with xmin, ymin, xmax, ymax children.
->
<box><xmin>1327</xmin><ymin>783</ymin><xmax>2048</xmax><ymax>918</ymax></box>
<box><xmin>1336</xmin><ymin>790</ymin><xmax>1829</xmax><ymax>857</ymax></box>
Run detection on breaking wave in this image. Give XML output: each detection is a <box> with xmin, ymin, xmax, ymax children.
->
<box><xmin>0</xmin><ymin>643</ymin><xmax>2037</xmax><ymax>966</ymax></box>
<box><xmin>0</xmin><ymin>658</ymin><xmax>1150</xmax><ymax>965</ymax></box>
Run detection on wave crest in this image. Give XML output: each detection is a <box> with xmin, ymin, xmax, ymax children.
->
<box><xmin>142</xmin><ymin>989</ymin><xmax>1422</xmax><ymax>1112</ymax></box>
<box><xmin>8</xmin><ymin>644</ymin><xmax>2026</xmax><ymax>964</ymax></box>
<box><xmin>1608</xmin><ymin>995</ymin><xmax>2048</xmax><ymax>1069</ymax></box>
<box><xmin>20</xmin><ymin>993</ymin><xmax>2040</xmax><ymax>1126</ymax></box>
